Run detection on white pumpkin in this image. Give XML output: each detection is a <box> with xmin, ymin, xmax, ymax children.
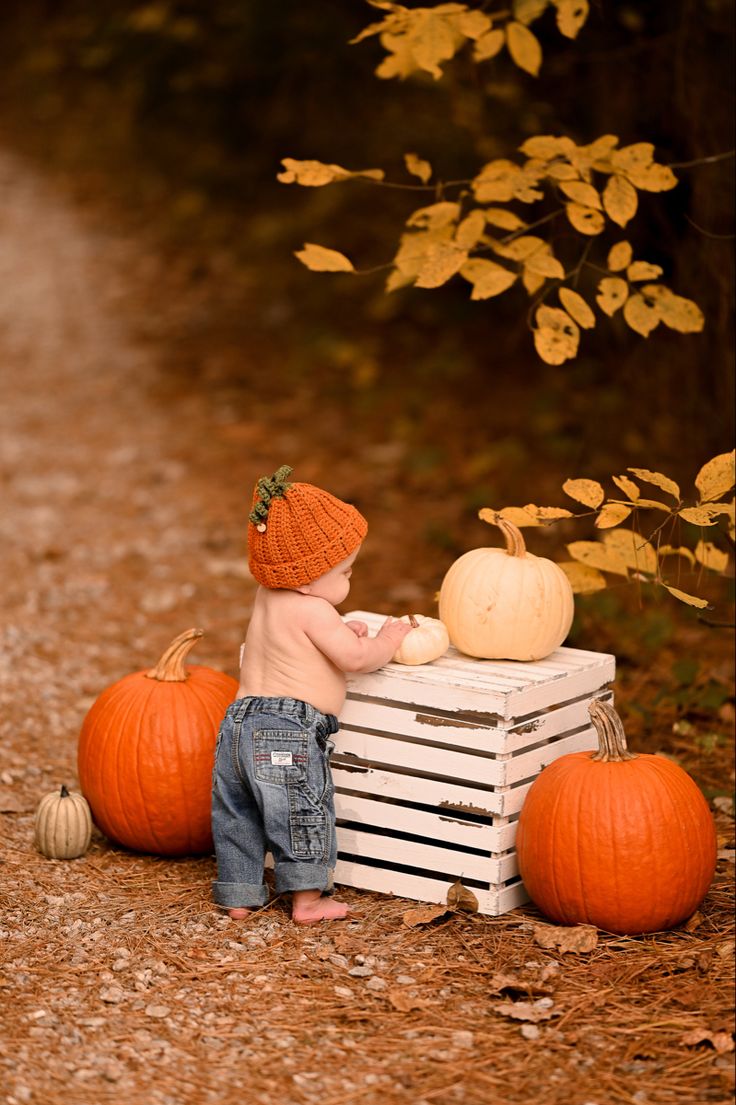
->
<box><xmin>438</xmin><ymin>516</ymin><xmax>574</xmax><ymax>661</ymax></box>
<box><xmin>34</xmin><ymin>785</ymin><xmax>93</xmax><ymax>859</ymax></box>
<box><xmin>393</xmin><ymin>614</ymin><xmax>450</xmax><ymax>665</ymax></box>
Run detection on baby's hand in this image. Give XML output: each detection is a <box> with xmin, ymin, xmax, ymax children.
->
<box><xmin>345</xmin><ymin>620</ymin><xmax>369</xmax><ymax>638</ymax></box>
<box><xmin>377</xmin><ymin>616</ymin><xmax>413</xmax><ymax>646</ymax></box>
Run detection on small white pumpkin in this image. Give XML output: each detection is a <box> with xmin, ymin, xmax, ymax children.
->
<box><xmin>34</xmin><ymin>785</ymin><xmax>93</xmax><ymax>859</ymax></box>
<box><xmin>438</xmin><ymin>515</ymin><xmax>574</xmax><ymax>661</ymax></box>
<box><xmin>393</xmin><ymin>614</ymin><xmax>450</xmax><ymax>666</ymax></box>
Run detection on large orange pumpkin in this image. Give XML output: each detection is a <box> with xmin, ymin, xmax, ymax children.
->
<box><xmin>516</xmin><ymin>699</ymin><xmax>717</xmax><ymax>935</ymax></box>
<box><xmin>78</xmin><ymin>629</ymin><xmax>238</xmax><ymax>856</ymax></box>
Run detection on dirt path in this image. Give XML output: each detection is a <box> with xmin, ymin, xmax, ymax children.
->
<box><xmin>0</xmin><ymin>149</ymin><xmax>733</xmax><ymax>1105</ymax></box>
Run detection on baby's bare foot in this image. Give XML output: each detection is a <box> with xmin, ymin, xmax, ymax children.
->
<box><xmin>292</xmin><ymin>889</ymin><xmax>350</xmax><ymax>925</ymax></box>
<box><xmin>227</xmin><ymin>907</ymin><xmax>252</xmax><ymax>920</ymax></box>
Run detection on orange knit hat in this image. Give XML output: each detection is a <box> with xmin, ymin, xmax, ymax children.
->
<box><xmin>247</xmin><ymin>465</ymin><xmax>368</xmax><ymax>589</ymax></box>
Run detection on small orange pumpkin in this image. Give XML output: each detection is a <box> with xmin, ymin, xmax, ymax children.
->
<box><xmin>78</xmin><ymin>629</ymin><xmax>238</xmax><ymax>856</ymax></box>
<box><xmin>516</xmin><ymin>699</ymin><xmax>717</xmax><ymax>934</ymax></box>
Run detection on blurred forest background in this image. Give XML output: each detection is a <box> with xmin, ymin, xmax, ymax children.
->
<box><xmin>0</xmin><ymin>1</ymin><xmax>733</xmax><ymax>635</ymax></box>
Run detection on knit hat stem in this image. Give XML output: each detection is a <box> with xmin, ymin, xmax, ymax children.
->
<box><xmin>249</xmin><ymin>465</ymin><xmax>294</xmax><ymax>530</ymax></box>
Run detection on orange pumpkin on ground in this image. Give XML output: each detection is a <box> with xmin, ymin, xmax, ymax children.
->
<box><xmin>516</xmin><ymin>699</ymin><xmax>717</xmax><ymax>935</ymax></box>
<box><xmin>78</xmin><ymin>629</ymin><xmax>238</xmax><ymax>856</ymax></box>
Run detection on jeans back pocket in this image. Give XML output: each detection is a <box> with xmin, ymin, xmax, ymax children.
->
<box><xmin>253</xmin><ymin>730</ymin><xmax>309</xmax><ymax>785</ymax></box>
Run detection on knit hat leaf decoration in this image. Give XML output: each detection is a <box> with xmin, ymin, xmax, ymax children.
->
<box><xmin>249</xmin><ymin>464</ymin><xmax>294</xmax><ymax>532</ymax></box>
<box><xmin>247</xmin><ymin>465</ymin><xmax>368</xmax><ymax>590</ymax></box>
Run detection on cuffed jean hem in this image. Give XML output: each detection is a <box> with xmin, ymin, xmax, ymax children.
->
<box><xmin>212</xmin><ymin>880</ymin><xmax>270</xmax><ymax>909</ymax></box>
<box><xmin>274</xmin><ymin>862</ymin><xmax>335</xmax><ymax>896</ymax></box>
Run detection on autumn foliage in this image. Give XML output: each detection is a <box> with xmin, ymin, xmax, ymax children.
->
<box><xmin>280</xmin><ymin>1</ymin><xmax>706</xmax><ymax>366</ymax></box>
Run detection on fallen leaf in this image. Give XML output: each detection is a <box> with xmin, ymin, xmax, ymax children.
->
<box><xmin>533</xmin><ymin>924</ymin><xmax>598</xmax><ymax>953</ymax></box>
<box><xmin>387</xmin><ymin>989</ymin><xmax>430</xmax><ymax>1012</ymax></box>
<box><xmin>446</xmin><ymin>879</ymin><xmax>479</xmax><ymax>913</ymax></box>
<box><xmin>402</xmin><ymin>903</ymin><xmax>448</xmax><ymax>928</ymax></box>
<box><xmin>680</xmin><ymin>1028</ymin><xmax>735</xmax><ymax>1054</ymax></box>
<box><xmin>494</xmin><ymin>997</ymin><xmax>556</xmax><ymax>1022</ymax></box>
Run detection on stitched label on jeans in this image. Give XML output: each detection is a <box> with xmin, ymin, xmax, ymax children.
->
<box><xmin>270</xmin><ymin>751</ymin><xmax>293</xmax><ymax>766</ymax></box>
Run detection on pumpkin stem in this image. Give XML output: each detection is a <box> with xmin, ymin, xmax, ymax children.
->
<box><xmin>496</xmin><ymin>517</ymin><xmax>527</xmax><ymax>558</ymax></box>
<box><xmin>588</xmin><ymin>699</ymin><xmax>638</xmax><ymax>762</ymax></box>
<box><xmin>408</xmin><ymin>615</ymin><xmax>420</xmax><ymax>629</ymax></box>
<box><xmin>146</xmin><ymin>628</ymin><xmax>204</xmax><ymax>682</ymax></box>
<box><xmin>60</xmin><ymin>784</ymin><xmax>70</xmax><ymax>798</ymax></box>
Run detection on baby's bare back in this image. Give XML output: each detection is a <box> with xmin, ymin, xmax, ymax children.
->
<box><xmin>238</xmin><ymin>587</ymin><xmax>349</xmax><ymax>715</ymax></box>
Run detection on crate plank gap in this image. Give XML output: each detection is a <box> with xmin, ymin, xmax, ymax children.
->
<box><xmin>333</xmin><ymin>610</ymin><xmax>615</xmax><ymax>917</ymax></box>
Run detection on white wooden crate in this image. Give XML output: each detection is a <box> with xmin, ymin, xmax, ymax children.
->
<box><xmin>333</xmin><ymin>611</ymin><xmax>615</xmax><ymax>916</ymax></box>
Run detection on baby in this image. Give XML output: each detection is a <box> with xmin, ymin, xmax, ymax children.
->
<box><xmin>211</xmin><ymin>465</ymin><xmax>411</xmax><ymax>925</ymax></box>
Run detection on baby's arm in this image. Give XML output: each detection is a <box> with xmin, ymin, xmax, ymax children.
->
<box><xmin>305</xmin><ymin>604</ymin><xmax>411</xmax><ymax>674</ymax></box>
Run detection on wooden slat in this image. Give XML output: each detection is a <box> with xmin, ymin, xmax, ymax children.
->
<box><xmin>335</xmin><ymin>728</ymin><xmax>508</xmax><ymax>787</ymax></box>
<box><xmin>336</xmin><ymin>826</ymin><xmax>518</xmax><ymax>883</ymax></box>
<box><xmin>335</xmin><ymin>792</ymin><xmax>513</xmax><ymax>851</ymax></box>
<box><xmin>333</xmin><ymin>858</ymin><xmax>529</xmax><ymax>916</ymax></box>
<box><xmin>503</xmin><ymin>726</ymin><xmax>598</xmax><ymax>784</ymax></box>
<box><xmin>339</xmin><ymin>691</ymin><xmax>613</xmax><ymax>757</ymax></box>
<box><xmin>331</xmin><ymin>762</ymin><xmax>525</xmax><ymax>818</ymax></box>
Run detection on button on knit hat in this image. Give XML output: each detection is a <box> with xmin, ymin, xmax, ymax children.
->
<box><xmin>248</xmin><ymin>465</ymin><xmax>368</xmax><ymax>589</ymax></box>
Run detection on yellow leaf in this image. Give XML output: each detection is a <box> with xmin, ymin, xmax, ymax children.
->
<box><xmin>522</xmin><ymin>267</ymin><xmax>546</xmax><ymax>295</ymax></box>
<box><xmin>506</xmin><ymin>21</ymin><xmax>542</xmax><ymax>76</ymax></box>
<box><xmin>566</xmin><ymin>203</ymin><xmax>606</xmax><ymax>235</ymax></box>
<box><xmin>534</xmin><ymin>306</ymin><xmax>580</xmax><ymax>364</ymax></box>
<box><xmin>626</xmin><ymin>163</ymin><xmax>678</xmax><ymax>192</ymax></box>
<box><xmin>603</xmin><ymin>527</ymin><xmax>658</xmax><ymax>574</ymax></box>
<box><xmin>627</xmin><ymin>467</ymin><xmax>681</xmax><ymax>500</ymax></box>
<box><xmin>460</xmin><ymin>258</ymin><xmax>517</xmax><ymax>299</ymax></box>
<box><xmin>612</xmin><ymin>475</ymin><xmax>640</xmax><ymax>500</ymax></box>
<box><xmin>410</xmin><ymin>10</ymin><xmax>463</xmax><ymax>80</ymax></box>
<box><xmin>519</xmin><ymin>135</ymin><xmax>576</xmax><ymax>161</ymax></box>
<box><xmin>595</xmin><ymin>503</ymin><xmax>632</xmax><ymax>528</ymax></box>
<box><xmin>663</xmin><ymin>585</ymin><xmax>710</xmax><ymax>609</ymax></box>
<box><xmin>567</xmin><ymin>540</ymin><xmax>629</xmax><ymax>576</ymax></box>
<box><xmin>386</xmin><ymin>267</ymin><xmax>414</xmax><ymax>293</ymax></box>
<box><xmin>658</xmin><ymin>545</ymin><xmax>695</xmax><ymax>566</ymax></box>
<box><xmin>407</xmin><ymin>201</ymin><xmax>460</xmax><ymax>229</ymax></box>
<box><xmin>545</xmin><ymin>161</ymin><xmax>580</xmax><ymax>181</ymax></box>
<box><xmin>602</xmin><ymin>174</ymin><xmax>638</xmax><ymax>227</ymax></box>
<box><xmin>473</xmin><ymin>28</ymin><xmax>506</xmax><ymax>60</ymax></box>
<box><xmin>558</xmin><ymin>288</ymin><xmax>595</xmax><ymax>329</ymax></box>
<box><xmin>473</xmin><ymin>160</ymin><xmax>520</xmax><ymax>203</ymax></box>
<box><xmin>524</xmin><ymin>248</ymin><xmax>565</xmax><ymax>279</ymax></box>
<box><xmin>455</xmin><ymin>9</ymin><xmax>493</xmax><ymax>39</ymax></box>
<box><xmin>512</xmin><ymin>0</ymin><xmax>550</xmax><ymax>24</ymax></box>
<box><xmin>295</xmin><ymin>243</ymin><xmax>355</xmax><ymax>273</ymax></box>
<box><xmin>632</xmin><ymin>498</ymin><xmax>672</xmax><ymax>512</ymax></box>
<box><xmin>404</xmin><ymin>152</ymin><xmax>432</xmax><ymax>184</ymax></box>
<box><xmin>492</xmin><ymin>506</ymin><xmax>541</xmax><ymax>527</ymax></box>
<box><xmin>623</xmin><ymin>292</ymin><xmax>660</xmax><ymax>337</ymax></box>
<box><xmin>611</xmin><ymin>142</ymin><xmax>655</xmax><ymax>174</ymax></box>
<box><xmin>563</xmin><ymin>477</ymin><xmax>605</xmax><ymax>508</ymax></box>
<box><xmin>641</xmin><ymin>285</ymin><xmax>705</xmax><ymax>333</ymax></box>
<box><xmin>278</xmin><ymin>158</ymin><xmax>385</xmax><ymax>186</ymax></box>
<box><xmin>607</xmin><ymin>241</ymin><xmax>633</xmax><ymax>271</ymax></box>
<box><xmin>694</xmin><ymin>540</ymin><xmax>729</xmax><ymax>573</ymax></box>
<box><xmin>559</xmin><ymin>561</ymin><xmax>607</xmax><ymax>594</ymax></box>
<box><xmin>553</xmin><ymin>0</ymin><xmax>589</xmax><ymax>38</ymax></box>
<box><xmin>484</xmin><ymin>207</ymin><xmax>527</xmax><ymax>231</ymax></box>
<box><xmin>492</xmin><ymin>235</ymin><xmax>546</xmax><ymax>261</ymax></box>
<box><xmin>392</xmin><ymin>225</ymin><xmax>455</xmax><ymax>281</ymax></box>
<box><xmin>376</xmin><ymin>32</ymin><xmax>418</xmax><ymax>80</ymax></box>
<box><xmin>679</xmin><ymin>505</ymin><xmax>730</xmax><ymax>526</ymax></box>
<box><xmin>414</xmin><ymin>241</ymin><xmax>468</xmax><ymax>288</ymax></box>
<box><xmin>694</xmin><ymin>451</ymin><xmax>736</xmax><ymax>502</ymax></box>
<box><xmin>596</xmin><ymin>276</ymin><xmax>628</xmax><ymax>316</ymax></box>
<box><xmin>455</xmin><ymin>209</ymin><xmax>487</xmax><ymax>249</ymax></box>
<box><xmin>559</xmin><ymin>180</ymin><xmax>602</xmax><ymax>209</ymax></box>
<box><xmin>627</xmin><ymin>261</ymin><xmax>664</xmax><ymax>282</ymax></box>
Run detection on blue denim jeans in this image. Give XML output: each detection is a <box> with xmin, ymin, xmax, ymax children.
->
<box><xmin>211</xmin><ymin>696</ymin><xmax>339</xmax><ymax>909</ymax></box>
